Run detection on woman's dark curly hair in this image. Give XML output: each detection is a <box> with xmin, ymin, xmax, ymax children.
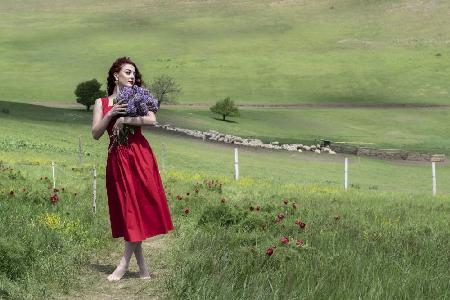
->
<box><xmin>107</xmin><ymin>57</ymin><xmax>145</xmax><ymax>96</ymax></box>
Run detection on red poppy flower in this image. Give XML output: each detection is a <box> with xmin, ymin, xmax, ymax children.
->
<box><xmin>50</xmin><ymin>194</ymin><xmax>59</xmax><ymax>203</ymax></box>
<box><xmin>183</xmin><ymin>207</ymin><xmax>190</xmax><ymax>214</ymax></box>
<box><xmin>280</xmin><ymin>236</ymin><xmax>289</xmax><ymax>244</ymax></box>
<box><xmin>283</xmin><ymin>198</ymin><xmax>288</xmax><ymax>205</ymax></box>
<box><xmin>296</xmin><ymin>239</ymin><xmax>304</xmax><ymax>247</ymax></box>
<box><xmin>277</xmin><ymin>213</ymin><xmax>284</xmax><ymax>221</ymax></box>
<box><xmin>295</xmin><ymin>219</ymin><xmax>301</xmax><ymax>225</ymax></box>
<box><xmin>266</xmin><ymin>247</ymin><xmax>274</xmax><ymax>256</ymax></box>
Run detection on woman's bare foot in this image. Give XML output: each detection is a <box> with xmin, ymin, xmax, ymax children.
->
<box><xmin>138</xmin><ymin>264</ymin><xmax>152</xmax><ymax>279</ymax></box>
<box><xmin>107</xmin><ymin>261</ymin><xmax>128</xmax><ymax>282</ymax></box>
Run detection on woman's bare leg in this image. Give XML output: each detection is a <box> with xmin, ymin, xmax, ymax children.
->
<box><xmin>107</xmin><ymin>241</ymin><xmax>139</xmax><ymax>281</ymax></box>
<box><xmin>134</xmin><ymin>241</ymin><xmax>151</xmax><ymax>278</ymax></box>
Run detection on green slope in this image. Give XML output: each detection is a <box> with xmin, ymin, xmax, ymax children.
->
<box><xmin>1</xmin><ymin>0</ymin><xmax>449</xmax><ymax>104</ymax></box>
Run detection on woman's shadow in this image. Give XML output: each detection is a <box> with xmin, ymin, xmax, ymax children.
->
<box><xmin>89</xmin><ymin>263</ymin><xmax>140</xmax><ymax>279</ymax></box>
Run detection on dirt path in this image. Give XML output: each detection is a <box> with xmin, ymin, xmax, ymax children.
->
<box><xmin>61</xmin><ymin>234</ymin><xmax>173</xmax><ymax>300</ymax></box>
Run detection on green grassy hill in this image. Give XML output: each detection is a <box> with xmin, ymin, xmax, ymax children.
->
<box><xmin>1</xmin><ymin>101</ymin><xmax>450</xmax><ymax>194</ymax></box>
<box><xmin>1</xmin><ymin>0</ymin><xmax>450</xmax><ymax>104</ymax></box>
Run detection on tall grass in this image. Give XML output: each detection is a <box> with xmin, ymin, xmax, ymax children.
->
<box><xmin>163</xmin><ymin>170</ymin><xmax>450</xmax><ymax>299</ymax></box>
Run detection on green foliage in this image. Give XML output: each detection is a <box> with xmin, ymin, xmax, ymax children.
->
<box><xmin>0</xmin><ymin>161</ymin><xmax>112</xmax><ymax>299</ymax></box>
<box><xmin>209</xmin><ymin>97</ymin><xmax>240</xmax><ymax>121</ymax></box>
<box><xmin>166</xmin><ymin>172</ymin><xmax>450</xmax><ymax>299</ymax></box>
<box><xmin>74</xmin><ymin>79</ymin><xmax>105</xmax><ymax>111</ymax></box>
<box><xmin>150</xmin><ymin>74</ymin><xmax>181</xmax><ymax>105</ymax></box>
<box><xmin>198</xmin><ymin>204</ymin><xmax>246</xmax><ymax>227</ymax></box>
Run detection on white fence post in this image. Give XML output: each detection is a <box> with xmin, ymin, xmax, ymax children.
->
<box><xmin>432</xmin><ymin>162</ymin><xmax>436</xmax><ymax>196</ymax></box>
<box><xmin>78</xmin><ymin>136</ymin><xmax>83</xmax><ymax>165</ymax></box>
<box><xmin>51</xmin><ymin>161</ymin><xmax>56</xmax><ymax>189</ymax></box>
<box><xmin>234</xmin><ymin>147</ymin><xmax>239</xmax><ymax>180</ymax></box>
<box><xmin>92</xmin><ymin>165</ymin><xmax>97</xmax><ymax>214</ymax></box>
<box><xmin>344</xmin><ymin>157</ymin><xmax>348</xmax><ymax>190</ymax></box>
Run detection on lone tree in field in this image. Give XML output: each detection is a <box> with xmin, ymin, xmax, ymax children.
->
<box><xmin>74</xmin><ymin>79</ymin><xmax>105</xmax><ymax>111</ymax></box>
<box><xmin>150</xmin><ymin>75</ymin><xmax>181</xmax><ymax>107</ymax></box>
<box><xmin>210</xmin><ymin>97</ymin><xmax>240</xmax><ymax>121</ymax></box>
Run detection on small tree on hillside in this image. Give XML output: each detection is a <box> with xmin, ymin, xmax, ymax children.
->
<box><xmin>210</xmin><ymin>97</ymin><xmax>240</xmax><ymax>121</ymax></box>
<box><xmin>74</xmin><ymin>79</ymin><xmax>105</xmax><ymax>111</ymax></box>
<box><xmin>150</xmin><ymin>75</ymin><xmax>181</xmax><ymax>107</ymax></box>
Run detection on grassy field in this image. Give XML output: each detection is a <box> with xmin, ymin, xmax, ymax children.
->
<box><xmin>3</xmin><ymin>100</ymin><xmax>450</xmax><ymax>157</ymax></box>
<box><xmin>1</xmin><ymin>103</ymin><xmax>450</xmax><ymax>298</ymax></box>
<box><xmin>157</xmin><ymin>105</ymin><xmax>450</xmax><ymax>155</ymax></box>
<box><xmin>1</xmin><ymin>0</ymin><xmax>450</xmax><ymax>104</ymax></box>
<box><xmin>2</xmin><ymin>101</ymin><xmax>450</xmax><ymax>194</ymax></box>
<box><xmin>2</xmin><ymin>0</ymin><xmax>450</xmax><ymax>297</ymax></box>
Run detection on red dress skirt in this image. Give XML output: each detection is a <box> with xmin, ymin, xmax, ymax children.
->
<box><xmin>101</xmin><ymin>97</ymin><xmax>174</xmax><ymax>242</ymax></box>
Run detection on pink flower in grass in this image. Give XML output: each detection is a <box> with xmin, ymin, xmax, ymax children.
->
<box><xmin>280</xmin><ymin>236</ymin><xmax>289</xmax><ymax>245</ymax></box>
<box><xmin>277</xmin><ymin>213</ymin><xmax>285</xmax><ymax>221</ymax></box>
<box><xmin>266</xmin><ymin>247</ymin><xmax>274</xmax><ymax>256</ymax></box>
<box><xmin>295</xmin><ymin>219</ymin><xmax>306</xmax><ymax>229</ymax></box>
<box><xmin>296</xmin><ymin>239</ymin><xmax>305</xmax><ymax>247</ymax></box>
<box><xmin>50</xmin><ymin>193</ymin><xmax>59</xmax><ymax>204</ymax></box>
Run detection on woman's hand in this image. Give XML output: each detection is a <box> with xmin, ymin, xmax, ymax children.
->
<box><xmin>112</xmin><ymin>117</ymin><xmax>125</xmax><ymax>136</ymax></box>
<box><xmin>106</xmin><ymin>100</ymin><xmax>128</xmax><ymax>119</ymax></box>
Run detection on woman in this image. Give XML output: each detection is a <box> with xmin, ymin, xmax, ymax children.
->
<box><xmin>91</xmin><ymin>57</ymin><xmax>174</xmax><ymax>281</ymax></box>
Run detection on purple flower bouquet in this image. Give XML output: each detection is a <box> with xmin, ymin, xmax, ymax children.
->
<box><xmin>108</xmin><ymin>85</ymin><xmax>159</xmax><ymax>153</ymax></box>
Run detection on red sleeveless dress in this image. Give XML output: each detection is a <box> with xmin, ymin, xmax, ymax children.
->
<box><xmin>101</xmin><ymin>97</ymin><xmax>174</xmax><ymax>242</ymax></box>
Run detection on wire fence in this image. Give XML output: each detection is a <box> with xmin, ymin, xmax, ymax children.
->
<box><xmin>2</xmin><ymin>142</ymin><xmax>448</xmax><ymax>213</ymax></box>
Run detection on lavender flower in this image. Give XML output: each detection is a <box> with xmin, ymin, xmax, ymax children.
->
<box><xmin>108</xmin><ymin>86</ymin><xmax>159</xmax><ymax>153</ymax></box>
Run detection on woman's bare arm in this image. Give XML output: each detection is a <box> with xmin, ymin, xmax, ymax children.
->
<box><xmin>120</xmin><ymin>111</ymin><xmax>157</xmax><ymax>126</ymax></box>
<box><xmin>92</xmin><ymin>98</ymin><xmax>128</xmax><ymax>139</ymax></box>
<box><xmin>91</xmin><ymin>98</ymin><xmax>112</xmax><ymax>140</ymax></box>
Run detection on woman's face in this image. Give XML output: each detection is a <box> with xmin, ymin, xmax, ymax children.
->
<box><xmin>114</xmin><ymin>63</ymin><xmax>135</xmax><ymax>88</ymax></box>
